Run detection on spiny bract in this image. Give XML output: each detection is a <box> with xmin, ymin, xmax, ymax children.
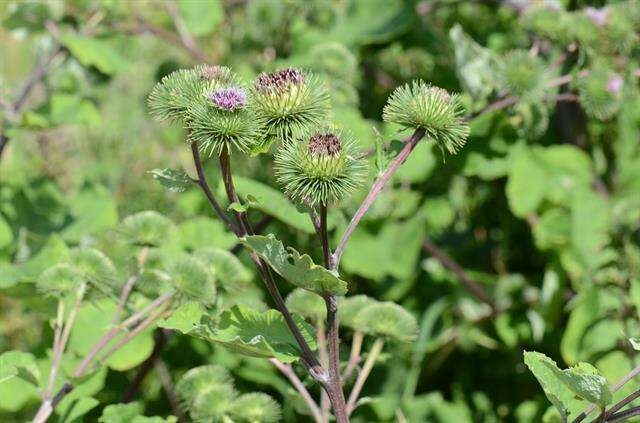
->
<box><xmin>274</xmin><ymin>127</ymin><xmax>367</xmax><ymax>206</ymax></box>
<box><xmin>383</xmin><ymin>80</ymin><xmax>469</xmax><ymax>154</ymax></box>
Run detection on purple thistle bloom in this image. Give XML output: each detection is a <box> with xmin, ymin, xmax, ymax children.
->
<box><xmin>207</xmin><ymin>87</ymin><xmax>247</xmax><ymax>111</ymax></box>
<box><xmin>607</xmin><ymin>74</ymin><xmax>624</xmax><ymax>95</ymax></box>
<box><xmin>255</xmin><ymin>68</ymin><xmax>307</xmax><ymax>92</ymax></box>
<box><xmin>308</xmin><ymin>133</ymin><xmax>342</xmax><ymax>157</ymax></box>
<box><xmin>585</xmin><ymin>7</ymin><xmax>609</xmax><ymax>26</ymax></box>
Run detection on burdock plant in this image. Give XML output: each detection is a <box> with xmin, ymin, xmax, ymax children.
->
<box><xmin>143</xmin><ymin>65</ymin><xmax>469</xmax><ymax>423</ymax></box>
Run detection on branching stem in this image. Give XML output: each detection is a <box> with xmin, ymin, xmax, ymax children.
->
<box><xmin>333</xmin><ymin>128</ymin><xmax>425</xmax><ymax>268</ymax></box>
<box><xmin>346</xmin><ymin>338</ymin><xmax>385</xmax><ymax>415</ymax></box>
<box><xmin>270</xmin><ymin>359</ymin><xmax>323</xmax><ymax>423</ymax></box>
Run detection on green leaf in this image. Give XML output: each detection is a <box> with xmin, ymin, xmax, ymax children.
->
<box><xmin>241</xmin><ymin>234</ymin><xmax>347</xmax><ymax>296</ymax></box>
<box><xmin>177</xmin><ymin>0</ymin><xmax>224</xmax><ymax>37</ymax></box>
<box><xmin>158</xmin><ymin>302</ymin><xmax>204</xmax><ymax>333</ymax></box>
<box><xmin>178</xmin><ymin>217</ymin><xmax>236</xmax><ymax>250</ymax></box>
<box><xmin>1</xmin><ymin>235</ymin><xmax>70</xmax><ymax>288</ymax></box>
<box><xmin>60</xmin><ymin>34</ymin><xmax>128</xmax><ymax>75</ymax></box>
<box><xmin>191</xmin><ymin>304</ymin><xmax>317</xmax><ymax>363</ymax></box>
<box><xmin>285</xmin><ymin>288</ymin><xmax>326</xmax><ymax>321</ymax></box>
<box><xmin>339</xmin><ymin>295</ymin><xmax>377</xmax><ymax>330</ymax></box>
<box><xmin>449</xmin><ymin>24</ymin><xmax>497</xmax><ymax>101</ymax></box>
<box><xmin>524</xmin><ymin>351</ymin><xmax>612</xmax><ymax>417</ymax></box>
<box><xmin>506</xmin><ymin>146</ymin><xmax>547</xmax><ymax>217</ymax></box>
<box><xmin>0</xmin><ymin>215</ymin><xmax>13</xmax><ymax>249</ymax></box>
<box><xmin>233</xmin><ymin>176</ymin><xmax>316</xmax><ymax>234</ymax></box>
<box><xmin>149</xmin><ymin>168</ymin><xmax>192</xmax><ymax>193</ymax></box>
<box><xmin>0</xmin><ymin>351</ymin><xmax>40</xmax><ymax>386</ymax></box>
<box><xmin>99</xmin><ymin>402</ymin><xmax>178</xmax><ymax>423</ymax></box>
<box><xmin>353</xmin><ymin>302</ymin><xmax>418</xmax><ymax>342</ymax></box>
<box><xmin>61</xmin><ymin>185</ymin><xmax>118</xmax><ymax>242</ymax></box>
<box><xmin>50</xmin><ymin>93</ymin><xmax>101</xmax><ymax>126</ymax></box>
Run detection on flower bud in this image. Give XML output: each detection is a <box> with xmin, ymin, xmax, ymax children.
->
<box><xmin>383</xmin><ymin>80</ymin><xmax>469</xmax><ymax>154</ymax></box>
<box><xmin>274</xmin><ymin>127</ymin><xmax>366</xmax><ymax>206</ymax></box>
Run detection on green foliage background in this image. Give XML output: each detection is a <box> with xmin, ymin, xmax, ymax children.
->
<box><xmin>1</xmin><ymin>0</ymin><xmax>640</xmax><ymax>422</ymax></box>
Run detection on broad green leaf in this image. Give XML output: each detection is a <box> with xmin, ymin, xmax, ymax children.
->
<box><xmin>570</xmin><ymin>188</ymin><xmax>610</xmax><ymax>270</ymax></box>
<box><xmin>58</xmin><ymin>397</ymin><xmax>100</xmax><ymax>423</ymax></box>
<box><xmin>241</xmin><ymin>234</ymin><xmax>347</xmax><ymax>296</ymax></box>
<box><xmin>99</xmin><ymin>402</ymin><xmax>178</xmax><ymax>423</ymax></box>
<box><xmin>353</xmin><ymin>302</ymin><xmax>418</xmax><ymax>342</ymax></box>
<box><xmin>285</xmin><ymin>288</ymin><xmax>326</xmax><ymax>321</ymax></box>
<box><xmin>50</xmin><ymin>93</ymin><xmax>101</xmax><ymax>126</ymax></box>
<box><xmin>149</xmin><ymin>168</ymin><xmax>192</xmax><ymax>193</ymax></box>
<box><xmin>177</xmin><ymin>0</ymin><xmax>224</xmax><ymax>36</ymax></box>
<box><xmin>60</xmin><ymin>34</ymin><xmax>128</xmax><ymax>75</ymax></box>
<box><xmin>1</xmin><ymin>234</ymin><xmax>70</xmax><ymax>288</ymax></box>
<box><xmin>449</xmin><ymin>24</ymin><xmax>497</xmax><ymax>101</ymax></box>
<box><xmin>0</xmin><ymin>215</ymin><xmax>13</xmax><ymax>249</ymax></box>
<box><xmin>525</xmin><ymin>351</ymin><xmax>612</xmax><ymax>415</ymax></box>
<box><xmin>506</xmin><ymin>146</ymin><xmax>547</xmax><ymax>217</ymax></box>
<box><xmin>191</xmin><ymin>304</ymin><xmax>317</xmax><ymax>363</ymax></box>
<box><xmin>178</xmin><ymin>217</ymin><xmax>236</xmax><ymax>250</ymax></box>
<box><xmin>234</xmin><ymin>176</ymin><xmax>316</xmax><ymax>233</ymax></box>
<box><xmin>0</xmin><ymin>351</ymin><xmax>40</xmax><ymax>386</ymax></box>
<box><xmin>61</xmin><ymin>185</ymin><xmax>118</xmax><ymax>242</ymax></box>
<box><xmin>339</xmin><ymin>295</ymin><xmax>376</xmax><ymax>330</ymax></box>
<box><xmin>158</xmin><ymin>302</ymin><xmax>204</xmax><ymax>333</ymax></box>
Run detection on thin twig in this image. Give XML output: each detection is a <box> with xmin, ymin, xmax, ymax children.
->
<box><xmin>607</xmin><ymin>406</ymin><xmax>640</xmax><ymax>423</ymax></box>
<box><xmin>605</xmin><ymin>389</ymin><xmax>640</xmax><ymax>419</ymax></box>
<box><xmin>270</xmin><ymin>359</ymin><xmax>323</xmax><ymax>423</ymax></box>
<box><xmin>421</xmin><ymin>237</ymin><xmax>495</xmax><ymax>308</ymax></box>
<box><xmin>163</xmin><ymin>0</ymin><xmax>206</xmax><ymax>62</ymax></box>
<box><xmin>346</xmin><ymin>338</ymin><xmax>385</xmax><ymax>416</ymax></box>
<box><xmin>154</xmin><ymin>358</ymin><xmax>187</xmax><ymax>422</ymax></box>
<box><xmin>190</xmin><ymin>141</ymin><xmax>238</xmax><ymax>234</ymax></box>
<box><xmin>333</xmin><ymin>128</ymin><xmax>426</xmax><ymax>267</ymax></box>
<box><xmin>342</xmin><ymin>331</ymin><xmax>363</xmax><ymax>382</ymax></box>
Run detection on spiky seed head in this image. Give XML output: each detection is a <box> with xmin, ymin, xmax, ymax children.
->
<box><xmin>498</xmin><ymin>50</ymin><xmax>548</xmax><ymax>97</ymax></box>
<box><xmin>199</xmin><ymin>64</ymin><xmax>235</xmax><ymax>84</ymax></box>
<box><xmin>575</xmin><ymin>65</ymin><xmax>624</xmax><ymax>121</ymax></box>
<box><xmin>274</xmin><ymin>127</ymin><xmax>367</xmax><ymax>206</ymax></box>
<box><xmin>383</xmin><ymin>80</ymin><xmax>469</xmax><ymax>154</ymax></box>
<box><xmin>170</xmin><ymin>255</ymin><xmax>217</xmax><ymax>306</ymax></box>
<box><xmin>206</xmin><ymin>87</ymin><xmax>247</xmax><ymax>111</ymax></box>
<box><xmin>251</xmin><ymin>68</ymin><xmax>330</xmax><ymax>140</ymax></box>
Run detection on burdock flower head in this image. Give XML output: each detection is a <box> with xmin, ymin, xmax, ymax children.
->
<box><xmin>206</xmin><ymin>87</ymin><xmax>247</xmax><ymax>111</ymax></box>
<box><xmin>383</xmin><ymin>80</ymin><xmax>469</xmax><ymax>154</ymax></box>
<box><xmin>148</xmin><ymin>65</ymin><xmax>238</xmax><ymax>123</ymax></box>
<box><xmin>252</xmin><ymin>68</ymin><xmax>330</xmax><ymax>140</ymax></box>
<box><xmin>275</xmin><ymin>127</ymin><xmax>367</xmax><ymax>206</ymax></box>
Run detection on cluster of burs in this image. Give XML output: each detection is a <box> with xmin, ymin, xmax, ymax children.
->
<box><xmin>148</xmin><ymin>65</ymin><xmax>469</xmax><ymax>207</ymax></box>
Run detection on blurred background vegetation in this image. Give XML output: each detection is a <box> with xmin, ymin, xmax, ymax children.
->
<box><xmin>1</xmin><ymin>0</ymin><xmax>640</xmax><ymax>422</ymax></box>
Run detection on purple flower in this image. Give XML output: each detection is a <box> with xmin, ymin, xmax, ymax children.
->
<box><xmin>607</xmin><ymin>74</ymin><xmax>624</xmax><ymax>95</ymax></box>
<box><xmin>255</xmin><ymin>68</ymin><xmax>307</xmax><ymax>92</ymax></box>
<box><xmin>308</xmin><ymin>133</ymin><xmax>342</xmax><ymax>157</ymax></box>
<box><xmin>207</xmin><ymin>87</ymin><xmax>247</xmax><ymax>111</ymax></box>
<box><xmin>585</xmin><ymin>7</ymin><xmax>609</xmax><ymax>26</ymax></box>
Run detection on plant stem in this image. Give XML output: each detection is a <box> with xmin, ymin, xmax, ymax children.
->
<box><xmin>210</xmin><ymin>145</ymin><xmax>325</xmax><ymax>380</ymax></box>
<box><xmin>346</xmin><ymin>338</ymin><xmax>385</xmax><ymax>415</ymax></box>
<box><xmin>342</xmin><ymin>331</ymin><xmax>363</xmax><ymax>382</ymax></box>
<box><xmin>154</xmin><ymin>358</ymin><xmax>187</xmax><ymax>422</ymax></box>
<box><xmin>319</xmin><ymin>203</ymin><xmax>331</xmax><ymax>267</ymax></box>
<box><xmin>324</xmin><ymin>295</ymin><xmax>347</xmax><ymax>421</ymax></box>
<box><xmin>190</xmin><ymin>141</ymin><xmax>239</xmax><ymax>235</ymax></box>
<box><xmin>333</xmin><ymin>128</ymin><xmax>425</xmax><ymax>268</ymax></box>
<box><xmin>606</xmin><ymin>389</ymin><xmax>640</xmax><ymax>419</ymax></box>
<box><xmin>270</xmin><ymin>359</ymin><xmax>323</xmax><ymax>423</ymax></box>
<box><xmin>421</xmin><ymin>236</ymin><xmax>495</xmax><ymax>309</ymax></box>
<box><xmin>607</xmin><ymin>406</ymin><xmax>640</xmax><ymax>423</ymax></box>
<box><xmin>45</xmin><ymin>284</ymin><xmax>85</xmax><ymax>397</ymax></box>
